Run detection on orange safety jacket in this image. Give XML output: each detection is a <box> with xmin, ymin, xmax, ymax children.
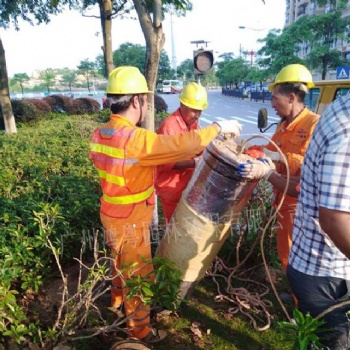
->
<box><xmin>90</xmin><ymin>125</ymin><xmax>154</xmax><ymax>218</ymax></box>
<box><xmin>89</xmin><ymin>114</ymin><xmax>219</xmax><ymax>219</ymax></box>
<box><xmin>155</xmin><ymin>109</ymin><xmax>200</xmax><ymax>202</ymax></box>
<box><xmin>266</xmin><ymin>107</ymin><xmax>319</xmax><ymax>208</ymax></box>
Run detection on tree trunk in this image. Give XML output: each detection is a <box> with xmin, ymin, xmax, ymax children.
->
<box><xmin>99</xmin><ymin>0</ymin><xmax>114</xmax><ymax>77</ymax></box>
<box><xmin>0</xmin><ymin>37</ymin><xmax>17</xmax><ymax>134</ymax></box>
<box><xmin>321</xmin><ymin>58</ymin><xmax>327</xmax><ymax>80</ymax></box>
<box><xmin>133</xmin><ymin>0</ymin><xmax>165</xmax><ymax>132</ymax></box>
<box><xmin>132</xmin><ymin>0</ymin><xmax>165</xmax><ymax>230</ymax></box>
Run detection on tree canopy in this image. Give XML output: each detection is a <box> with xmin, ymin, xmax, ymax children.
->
<box><xmin>11</xmin><ymin>73</ymin><xmax>30</xmax><ymax>95</ymax></box>
<box><xmin>0</xmin><ymin>0</ymin><xmax>76</xmax><ymax>29</ymax></box>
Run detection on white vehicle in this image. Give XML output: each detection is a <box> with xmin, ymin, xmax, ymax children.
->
<box><xmin>162</xmin><ymin>79</ymin><xmax>184</xmax><ymax>94</ymax></box>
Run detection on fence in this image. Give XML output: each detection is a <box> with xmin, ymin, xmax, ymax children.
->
<box><xmin>222</xmin><ymin>88</ymin><xmax>272</xmax><ymax>103</ymax></box>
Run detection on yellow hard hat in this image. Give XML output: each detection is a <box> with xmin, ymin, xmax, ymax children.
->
<box><xmin>179</xmin><ymin>82</ymin><xmax>208</xmax><ymax>110</ymax></box>
<box><xmin>106</xmin><ymin>66</ymin><xmax>152</xmax><ymax>94</ymax></box>
<box><xmin>268</xmin><ymin>64</ymin><xmax>315</xmax><ymax>91</ymax></box>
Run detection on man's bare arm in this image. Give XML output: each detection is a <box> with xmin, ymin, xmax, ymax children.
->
<box><xmin>319</xmin><ymin>206</ymin><xmax>350</xmax><ymax>260</ymax></box>
<box><xmin>267</xmin><ymin>172</ymin><xmax>300</xmax><ymax>198</ymax></box>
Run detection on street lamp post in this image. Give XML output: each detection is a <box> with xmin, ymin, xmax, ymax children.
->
<box><xmin>238</xmin><ymin>26</ymin><xmax>265</xmax><ymax>65</ymax></box>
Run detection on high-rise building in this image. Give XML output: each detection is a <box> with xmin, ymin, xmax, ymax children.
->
<box><xmin>284</xmin><ymin>0</ymin><xmax>350</xmax><ymax>79</ymax></box>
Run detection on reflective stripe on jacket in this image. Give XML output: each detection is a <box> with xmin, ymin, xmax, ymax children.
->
<box><xmin>89</xmin><ymin>124</ymin><xmax>155</xmax><ymax>218</ymax></box>
<box><xmin>89</xmin><ymin>114</ymin><xmax>219</xmax><ymax>219</ymax></box>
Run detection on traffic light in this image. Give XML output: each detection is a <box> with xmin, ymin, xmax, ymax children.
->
<box><xmin>193</xmin><ymin>49</ymin><xmax>214</xmax><ymax>74</ymax></box>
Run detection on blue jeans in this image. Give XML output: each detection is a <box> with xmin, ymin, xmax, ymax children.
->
<box><xmin>287</xmin><ymin>264</ymin><xmax>350</xmax><ymax>350</ymax></box>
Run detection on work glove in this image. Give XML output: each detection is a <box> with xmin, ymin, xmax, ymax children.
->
<box><xmin>237</xmin><ymin>158</ymin><xmax>276</xmax><ymax>180</ymax></box>
<box><xmin>263</xmin><ymin>148</ymin><xmax>282</xmax><ymax>162</ymax></box>
<box><xmin>215</xmin><ymin>119</ymin><xmax>242</xmax><ymax>136</ymax></box>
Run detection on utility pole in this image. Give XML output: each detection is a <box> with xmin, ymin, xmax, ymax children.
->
<box><xmin>170</xmin><ymin>7</ymin><xmax>177</xmax><ymax>78</ymax></box>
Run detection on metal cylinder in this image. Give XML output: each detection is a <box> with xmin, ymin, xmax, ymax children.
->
<box><xmin>156</xmin><ymin>138</ymin><xmax>258</xmax><ymax>300</ymax></box>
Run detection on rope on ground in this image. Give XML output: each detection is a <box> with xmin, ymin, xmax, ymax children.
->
<box><xmin>208</xmin><ymin>256</ymin><xmax>273</xmax><ymax>331</ymax></box>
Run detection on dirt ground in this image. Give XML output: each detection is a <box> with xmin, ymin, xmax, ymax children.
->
<box><xmin>1</xmin><ymin>251</ymin><xmax>289</xmax><ymax>350</ymax></box>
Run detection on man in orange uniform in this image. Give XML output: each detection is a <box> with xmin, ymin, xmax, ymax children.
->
<box><xmin>88</xmin><ymin>66</ymin><xmax>242</xmax><ymax>344</ymax></box>
<box><xmin>263</xmin><ymin>64</ymin><xmax>320</xmax><ymax>272</ymax></box>
<box><xmin>241</xmin><ymin>64</ymin><xmax>319</xmax><ymax>273</ymax></box>
<box><xmin>155</xmin><ymin>82</ymin><xmax>208</xmax><ymax>225</ymax></box>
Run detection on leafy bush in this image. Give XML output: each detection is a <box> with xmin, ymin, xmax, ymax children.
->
<box><xmin>0</xmin><ymin>116</ymin><xmax>102</xmax><ymax>262</ymax></box>
<box><xmin>24</xmin><ymin>98</ymin><xmax>52</xmax><ymax>115</ymax></box>
<box><xmin>43</xmin><ymin>94</ymin><xmax>73</xmax><ymax>113</ymax></box>
<box><xmin>10</xmin><ymin>99</ymin><xmax>42</xmax><ymax>124</ymax></box>
<box><xmin>278</xmin><ymin>308</ymin><xmax>328</xmax><ymax>350</ymax></box>
<box><xmin>0</xmin><ymin>116</ymin><xmax>106</xmax><ymax>345</ymax></box>
<box><xmin>70</xmin><ymin>97</ymin><xmax>101</xmax><ymax>115</ymax></box>
<box><xmin>155</xmin><ymin>110</ymin><xmax>169</xmax><ymax>130</ymax></box>
<box><xmin>96</xmin><ymin>108</ymin><xmax>111</xmax><ymax>123</ymax></box>
<box><xmin>126</xmin><ymin>256</ymin><xmax>182</xmax><ymax>313</ymax></box>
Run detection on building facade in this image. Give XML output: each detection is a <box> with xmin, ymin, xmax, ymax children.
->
<box><xmin>285</xmin><ymin>0</ymin><xmax>350</xmax><ymax>80</ymax></box>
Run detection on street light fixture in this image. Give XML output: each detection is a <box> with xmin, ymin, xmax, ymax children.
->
<box><xmin>238</xmin><ymin>26</ymin><xmax>265</xmax><ymax>64</ymax></box>
<box><xmin>238</xmin><ymin>26</ymin><xmax>263</xmax><ymax>31</ymax></box>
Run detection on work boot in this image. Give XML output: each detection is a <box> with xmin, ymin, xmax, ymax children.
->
<box><xmin>141</xmin><ymin>328</ymin><xmax>167</xmax><ymax>344</ymax></box>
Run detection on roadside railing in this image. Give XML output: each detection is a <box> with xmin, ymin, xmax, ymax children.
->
<box><xmin>250</xmin><ymin>91</ymin><xmax>272</xmax><ymax>103</ymax></box>
<box><xmin>221</xmin><ymin>88</ymin><xmax>244</xmax><ymax>99</ymax></box>
<box><xmin>222</xmin><ymin>88</ymin><xmax>272</xmax><ymax>103</ymax></box>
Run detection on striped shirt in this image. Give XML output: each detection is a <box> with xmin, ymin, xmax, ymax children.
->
<box><xmin>289</xmin><ymin>92</ymin><xmax>350</xmax><ymax>279</ymax></box>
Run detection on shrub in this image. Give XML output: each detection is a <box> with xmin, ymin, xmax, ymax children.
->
<box><xmin>10</xmin><ymin>99</ymin><xmax>41</xmax><ymax>124</ymax></box>
<box><xmin>155</xmin><ymin>110</ymin><xmax>169</xmax><ymax>130</ymax></box>
<box><xmin>154</xmin><ymin>94</ymin><xmax>168</xmax><ymax>113</ymax></box>
<box><xmin>70</xmin><ymin>97</ymin><xmax>101</xmax><ymax>115</ymax></box>
<box><xmin>43</xmin><ymin>94</ymin><xmax>73</xmax><ymax>113</ymax></box>
<box><xmin>96</xmin><ymin>108</ymin><xmax>111</xmax><ymax>123</ymax></box>
<box><xmin>24</xmin><ymin>98</ymin><xmax>52</xmax><ymax>115</ymax></box>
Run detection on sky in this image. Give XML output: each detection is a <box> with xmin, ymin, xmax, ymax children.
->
<box><xmin>1</xmin><ymin>0</ymin><xmax>285</xmax><ymax>77</ymax></box>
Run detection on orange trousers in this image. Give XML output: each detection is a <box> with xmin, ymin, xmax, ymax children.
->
<box><xmin>276</xmin><ymin>208</ymin><xmax>296</xmax><ymax>272</ymax></box>
<box><xmin>101</xmin><ymin>203</ymin><xmax>154</xmax><ymax>340</ymax></box>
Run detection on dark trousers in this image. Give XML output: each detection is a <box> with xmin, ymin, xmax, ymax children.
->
<box><xmin>287</xmin><ymin>264</ymin><xmax>350</xmax><ymax>350</ymax></box>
